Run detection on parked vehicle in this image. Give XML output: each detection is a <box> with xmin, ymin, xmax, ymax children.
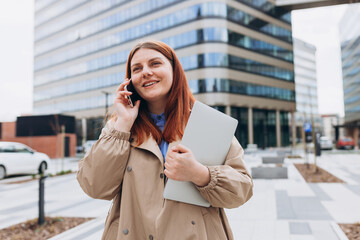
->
<box><xmin>336</xmin><ymin>137</ymin><xmax>355</xmax><ymax>150</ymax></box>
<box><xmin>83</xmin><ymin>140</ymin><xmax>97</xmax><ymax>154</ymax></box>
<box><xmin>0</xmin><ymin>141</ymin><xmax>50</xmax><ymax>180</ymax></box>
<box><xmin>76</xmin><ymin>145</ymin><xmax>83</xmax><ymax>153</ymax></box>
<box><xmin>320</xmin><ymin>136</ymin><xmax>333</xmax><ymax>150</ymax></box>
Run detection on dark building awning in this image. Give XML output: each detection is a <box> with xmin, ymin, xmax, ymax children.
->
<box><xmin>16</xmin><ymin>114</ymin><xmax>75</xmax><ymax>137</ymax></box>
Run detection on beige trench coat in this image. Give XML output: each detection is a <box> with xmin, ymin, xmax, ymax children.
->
<box><xmin>77</xmin><ymin>121</ymin><xmax>253</xmax><ymax>240</ymax></box>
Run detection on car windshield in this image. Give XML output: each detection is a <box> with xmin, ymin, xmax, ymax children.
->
<box><xmin>0</xmin><ymin>142</ymin><xmax>33</xmax><ymax>153</ymax></box>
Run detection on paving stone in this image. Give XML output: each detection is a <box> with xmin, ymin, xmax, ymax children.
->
<box><xmin>310</xmin><ymin>221</ymin><xmax>341</xmax><ymax>240</ymax></box>
<box><xmin>345</xmin><ymin>184</ymin><xmax>360</xmax><ymax>196</ymax></box>
<box><xmin>291</xmin><ymin>197</ymin><xmax>333</xmax><ymax>220</ymax></box>
<box><xmin>0</xmin><ymin>201</ymin><xmax>38</xmax><ymax>215</ymax></box>
<box><xmin>308</xmin><ymin>184</ymin><xmax>332</xmax><ymax>200</ymax></box>
<box><xmin>289</xmin><ymin>222</ymin><xmax>312</xmax><ymax>234</ymax></box>
<box><xmin>276</xmin><ymin>190</ymin><xmax>333</xmax><ymax>220</ymax></box>
<box><xmin>262</xmin><ymin>156</ymin><xmax>285</xmax><ymax>164</ymax></box>
<box><xmin>252</xmin><ymin>167</ymin><xmax>288</xmax><ymax>179</ymax></box>
<box><xmin>66</xmin><ymin>222</ymin><xmax>104</xmax><ymax>240</ymax></box>
<box><xmin>346</xmin><ymin>172</ymin><xmax>360</xmax><ymax>183</ymax></box>
<box><xmin>276</xmin><ymin>190</ymin><xmax>296</xmax><ymax>219</ymax></box>
<box><xmin>48</xmin><ymin>217</ymin><xmax>106</xmax><ymax>240</ymax></box>
<box><xmin>48</xmin><ymin>198</ymin><xmax>94</xmax><ymax>215</ymax></box>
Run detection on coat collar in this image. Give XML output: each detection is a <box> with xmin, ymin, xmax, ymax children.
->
<box><xmin>130</xmin><ymin>135</ymin><xmax>181</xmax><ymax>165</ymax></box>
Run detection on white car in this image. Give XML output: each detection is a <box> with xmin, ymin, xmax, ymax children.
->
<box><xmin>0</xmin><ymin>141</ymin><xmax>50</xmax><ymax>180</ymax></box>
<box><xmin>320</xmin><ymin>136</ymin><xmax>333</xmax><ymax>150</ymax></box>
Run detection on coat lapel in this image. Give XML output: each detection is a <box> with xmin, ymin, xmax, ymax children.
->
<box><xmin>131</xmin><ymin>135</ymin><xmax>163</xmax><ymax>165</ymax></box>
<box><xmin>130</xmin><ymin>135</ymin><xmax>182</xmax><ymax>165</ymax></box>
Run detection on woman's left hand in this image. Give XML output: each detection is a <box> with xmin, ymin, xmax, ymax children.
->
<box><xmin>164</xmin><ymin>144</ymin><xmax>210</xmax><ymax>187</ymax></box>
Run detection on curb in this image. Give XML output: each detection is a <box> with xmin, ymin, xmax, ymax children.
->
<box><xmin>48</xmin><ymin>216</ymin><xmax>106</xmax><ymax>240</ymax></box>
<box><xmin>330</xmin><ymin>222</ymin><xmax>349</xmax><ymax>240</ymax></box>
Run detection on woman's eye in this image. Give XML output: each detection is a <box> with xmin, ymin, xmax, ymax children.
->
<box><xmin>132</xmin><ymin>67</ymin><xmax>140</xmax><ymax>72</ymax></box>
<box><xmin>152</xmin><ymin>62</ymin><xmax>161</xmax><ymax>66</ymax></box>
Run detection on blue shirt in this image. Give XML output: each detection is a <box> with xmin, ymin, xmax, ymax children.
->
<box><xmin>149</xmin><ymin>112</ymin><xmax>169</xmax><ymax>162</ymax></box>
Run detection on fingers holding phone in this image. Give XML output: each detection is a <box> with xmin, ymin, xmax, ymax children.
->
<box><xmin>113</xmin><ymin>79</ymin><xmax>141</xmax><ymax>131</ymax></box>
<box><xmin>115</xmin><ymin>79</ymin><xmax>132</xmax><ymax>105</ymax></box>
<box><xmin>124</xmin><ymin>79</ymin><xmax>142</xmax><ymax>107</ymax></box>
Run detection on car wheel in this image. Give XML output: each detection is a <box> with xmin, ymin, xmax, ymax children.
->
<box><xmin>0</xmin><ymin>166</ymin><xmax>6</xmax><ymax>180</ymax></box>
<box><xmin>38</xmin><ymin>162</ymin><xmax>47</xmax><ymax>174</ymax></box>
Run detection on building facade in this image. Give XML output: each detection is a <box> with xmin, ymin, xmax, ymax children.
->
<box><xmin>34</xmin><ymin>0</ymin><xmax>295</xmax><ymax>148</ymax></box>
<box><xmin>339</xmin><ymin>3</ymin><xmax>360</xmax><ymax>147</ymax></box>
<box><xmin>292</xmin><ymin>38</ymin><xmax>321</xmax><ymax>142</ymax></box>
<box><xmin>321</xmin><ymin>114</ymin><xmax>344</xmax><ymax>142</ymax></box>
<box><xmin>0</xmin><ymin>115</ymin><xmax>77</xmax><ymax>159</ymax></box>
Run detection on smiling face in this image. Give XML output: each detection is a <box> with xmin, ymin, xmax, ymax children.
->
<box><xmin>130</xmin><ymin>48</ymin><xmax>173</xmax><ymax>112</ymax></box>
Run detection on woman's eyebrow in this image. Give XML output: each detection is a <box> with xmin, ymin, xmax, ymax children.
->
<box><xmin>149</xmin><ymin>57</ymin><xmax>163</xmax><ymax>62</ymax></box>
<box><xmin>131</xmin><ymin>62</ymin><xmax>141</xmax><ymax>68</ymax></box>
<box><xmin>131</xmin><ymin>57</ymin><xmax>164</xmax><ymax>68</ymax></box>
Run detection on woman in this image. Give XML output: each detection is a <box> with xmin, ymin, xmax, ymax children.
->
<box><xmin>77</xmin><ymin>40</ymin><xmax>253</xmax><ymax>240</ymax></box>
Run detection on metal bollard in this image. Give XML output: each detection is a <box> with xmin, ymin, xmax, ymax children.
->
<box><xmin>38</xmin><ymin>175</ymin><xmax>48</xmax><ymax>225</ymax></box>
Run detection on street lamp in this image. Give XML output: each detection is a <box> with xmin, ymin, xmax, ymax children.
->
<box><xmin>102</xmin><ymin>91</ymin><xmax>111</xmax><ymax>122</ymax></box>
<box><xmin>308</xmin><ymin>86</ymin><xmax>318</xmax><ymax>173</ymax></box>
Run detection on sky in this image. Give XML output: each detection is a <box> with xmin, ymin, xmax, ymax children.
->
<box><xmin>0</xmin><ymin>0</ymin><xmax>33</xmax><ymax>122</ymax></box>
<box><xmin>291</xmin><ymin>4</ymin><xmax>348</xmax><ymax>117</ymax></box>
<box><xmin>0</xmin><ymin>1</ymin><xmax>352</xmax><ymax>122</ymax></box>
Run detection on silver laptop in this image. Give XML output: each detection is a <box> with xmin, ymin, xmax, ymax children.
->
<box><xmin>163</xmin><ymin>101</ymin><xmax>238</xmax><ymax>207</ymax></box>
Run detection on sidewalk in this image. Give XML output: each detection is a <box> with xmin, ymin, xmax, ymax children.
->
<box><xmin>1</xmin><ymin>150</ymin><xmax>360</xmax><ymax>239</ymax></box>
<box><xmin>226</xmin><ymin>154</ymin><xmax>356</xmax><ymax>240</ymax></box>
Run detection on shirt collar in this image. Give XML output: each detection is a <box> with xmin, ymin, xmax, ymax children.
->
<box><xmin>149</xmin><ymin>112</ymin><xmax>166</xmax><ymax>130</ymax></box>
<box><xmin>150</xmin><ymin>112</ymin><xmax>166</xmax><ymax>122</ymax></box>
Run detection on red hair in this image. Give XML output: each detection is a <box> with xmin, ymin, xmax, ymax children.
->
<box><xmin>111</xmin><ymin>40</ymin><xmax>195</xmax><ymax>145</ymax></box>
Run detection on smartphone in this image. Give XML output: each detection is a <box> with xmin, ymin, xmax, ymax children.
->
<box><xmin>124</xmin><ymin>79</ymin><xmax>141</xmax><ymax>107</ymax></box>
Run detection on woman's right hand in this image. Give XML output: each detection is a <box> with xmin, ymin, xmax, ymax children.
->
<box><xmin>113</xmin><ymin>78</ymin><xmax>141</xmax><ymax>132</ymax></box>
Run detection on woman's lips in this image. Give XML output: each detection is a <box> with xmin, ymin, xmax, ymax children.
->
<box><xmin>143</xmin><ymin>81</ymin><xmax>159</xmax><ymax>88</ymax></box>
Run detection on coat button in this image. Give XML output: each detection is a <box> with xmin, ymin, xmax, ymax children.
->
<box><xmin>123</xmin><ymin>229</ymin><xmax>129</xmax><ymax>235</ymax></box>
<box><xmin>149</xmin><ymin>235</ymin><xmax>154</xmax><ymax>240</ymax></box>
<box><xmin>127</xmin><ymin>166</ymin><xmax>132</xmax><ymax>172</ymax></box>
<box><xmin>191</xmin><ymin>221</ymin><xmax>195</xmax><ymax>225</ymax></box>
<box><xmin>160</xmin><ymin>173</ymin><xmax>164</xmax><ymax>179</ymax></box>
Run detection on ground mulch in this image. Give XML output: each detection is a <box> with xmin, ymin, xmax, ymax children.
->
<box><xmin>339</xmin><ymin>223</ymin><xmax>360</xmax><ymax>240</ymax></box>
<box><xmin>294</xmin><ymin>163</ymin><xmax>345</xmax><ymax>183</ymax></box>
<box><xmin>0</xmin><ymin>217</ymin><xmax>93</xmax><ymax>240</ymax></box>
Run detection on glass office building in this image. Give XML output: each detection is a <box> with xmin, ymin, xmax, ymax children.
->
<box><xmin>34</xmin><ymin>0</ymin><xmax>295</xmax><ymax>148</ymax></box>
<box><xmin>292</xmin><ymin>38</ymin><xmax>320</xmax><ymax>142</ymax></box>
<box><xmin>339</xmin><ymin>3</ymin><xmax>360</xmax><ymax>146</ymax></box>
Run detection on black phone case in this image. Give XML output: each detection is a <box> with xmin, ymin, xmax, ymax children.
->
<box><xmin>126</xmin><ymin>80</ymin><xmax>142</xmax><ymax>105</ymax></box>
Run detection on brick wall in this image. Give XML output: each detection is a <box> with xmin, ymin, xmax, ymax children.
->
<box><xmin>1</xmin><ymin>122</ymin><xmax>16</xmax><ymax>138</ymax></box>
<box><xmin>0</xmin><ymin>122</ymin><xmax>76</xmax><ymax>158</ymax></box>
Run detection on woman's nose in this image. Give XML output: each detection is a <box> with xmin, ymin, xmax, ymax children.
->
<box><xmin>142</xmin><ymin>65</ymin><xmax>153</xmax><ymax>77</ymax></box>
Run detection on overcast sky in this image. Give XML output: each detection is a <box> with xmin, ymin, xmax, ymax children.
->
<box><xmin>0</xmin><ymin>0</ymin><xmax>33</xmax><ymax>122</ymax></box>
<box><xmin>292</xmin><ymin>4</ymin><xmax>348</xmax><ymax>117</ymax></box>
<box><xmin>0</xmin><ymin>1</ymin><xmax>352</xmax><ymax>122</ymax></box>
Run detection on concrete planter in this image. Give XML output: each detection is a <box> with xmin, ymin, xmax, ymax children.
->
<box><xmin>251</xmin><ymin>166</ymin><xmax>288</xmax><ymax>179</ymax></box>
<box><xmin>277</xmin><ymin>150</ymin><xmax>292</xmax><ymax>157</ymax></box>
<box><xmin>262</xmin><ymin>156</ymin><xmax>285</xmax><ymax>164</ymax></box>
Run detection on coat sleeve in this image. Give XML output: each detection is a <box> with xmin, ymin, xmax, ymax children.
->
<box><xmin>76</xmin><ymin>121</ymin><xmax>131</xmax><ymax>201</ymax></box>
<box><xmin>195</xmin><ymin>137</ymin><xmax>253</xmax><ymax>208</ymax></box>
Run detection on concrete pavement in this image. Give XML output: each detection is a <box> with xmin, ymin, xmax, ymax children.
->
<box><xmin>0</xmin><ymin>150</ymin><xmax>359</xmax><ymax>239</ymax></box>
<box><xmin>226</xmin><ymin>151</ymin><xmax>359</xmax><ymax>240</ymax></box>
